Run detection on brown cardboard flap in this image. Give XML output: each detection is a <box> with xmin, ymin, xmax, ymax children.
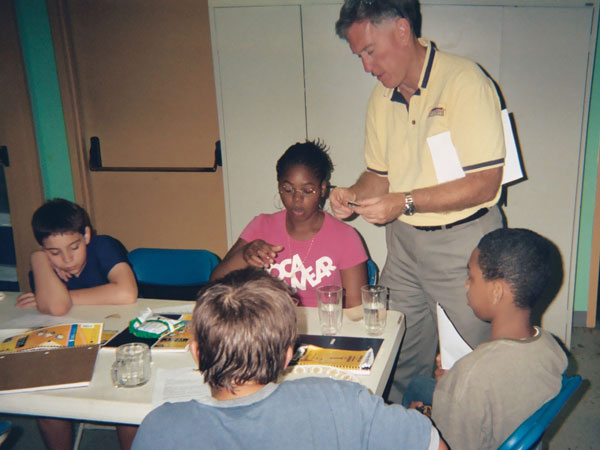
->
<box><xmin>0</xmin><ymin>345</ymin><xmax>100</xmax><ymax>393</ymax></box>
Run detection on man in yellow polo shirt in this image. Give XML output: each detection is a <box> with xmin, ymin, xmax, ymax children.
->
<box><xmin>331</xmin><ymin>0</ymin><xmax>506</xmax><ymax>403</ymax></box>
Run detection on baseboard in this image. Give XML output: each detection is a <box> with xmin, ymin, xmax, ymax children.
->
<box><xmin>572</xmin><ymin>311</ymin><xmax>588</xmax><ymax>328</ymax></box>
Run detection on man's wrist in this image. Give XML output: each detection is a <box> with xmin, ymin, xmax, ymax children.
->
<box><xmin>403</xmin><ymin>192</ymin><xmax>415</xmax><ymax>216</ymax></box>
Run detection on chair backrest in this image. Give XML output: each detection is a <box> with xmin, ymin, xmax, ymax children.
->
<box><xmin>367</xmin><ymin>259</ymin><xmax>378</xmax><ymax>285</ymax></box>
<box><xmin>497</xmin><ymin>374</ymin><xmax>582</xmax><ymax>450</ymax></box>
<box><xmin>128</xmin><ymin>248</ymin><xmax>220</xmax><ymax>300</ymax></box>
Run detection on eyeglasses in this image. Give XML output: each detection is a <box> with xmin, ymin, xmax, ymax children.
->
<box><xmin>278</xmin><ymin>184</ymin><xmax>319</xmax><ymax>197</ymax></box>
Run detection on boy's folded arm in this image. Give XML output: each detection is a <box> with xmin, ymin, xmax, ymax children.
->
<box><xmin>70</xmin><ymin>262</ymin><xmax>138</xmax><ymax>306</ymax></box>
<box><xmin>30</xmin><ymin>251</ymin><xmax>74</xmax><ymax>316</ymax></box>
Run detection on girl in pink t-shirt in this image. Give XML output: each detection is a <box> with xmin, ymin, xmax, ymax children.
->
<box><xmin>211</xmin><ymin>140</ymin><xmax>368</xmax><ymax>307</ymax></box>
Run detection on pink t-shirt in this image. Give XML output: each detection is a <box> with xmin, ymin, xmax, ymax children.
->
<box><xmin>240</xmin><ymin>210</ymin><xmax>368</xmax><ymax>307</ymax></box>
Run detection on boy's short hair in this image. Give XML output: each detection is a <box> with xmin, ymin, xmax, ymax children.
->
<box><xmin>31</xmin><ymin>198</ymin><xmax>92</xmax><ymax>245</ymax></box>
<box><xmin>192</xmin><ymin>268</ymin><xmax>297</xmax><ymax>392</ymax></box>
<box><xmin>336</xmin><ymin>0</ymin><xmax>422</xmax><ymax>40</ymax></box>
<box><xmin>477</xmin><ymin>228</ymin><xmax>559</xmax><ymax>310</ymax></box>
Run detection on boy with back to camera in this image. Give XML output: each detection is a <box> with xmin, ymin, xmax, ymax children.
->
<box><xmin>132</xmin><ymin>267</ymin><xmax>448</xmax><ymax>450</ymax></box>
<box><xmin>15</xmin><ymin>198</ymin><xmax>139</xmax><ymax>450</ymax></box>
<box><xmin>405</xmin><ymin>228</ymin><xmax>567</xmax><ymax>449</ymax></box>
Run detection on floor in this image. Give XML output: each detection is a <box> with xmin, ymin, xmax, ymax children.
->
<box><xmin>1</xmin><ymin>325</ymin><xmax>599</xmax><ymax>450</ymax></box>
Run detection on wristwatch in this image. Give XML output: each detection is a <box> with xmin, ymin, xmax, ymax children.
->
<box><xmin>403</xmin><ymin>192</ymin><xmax>415</xmax><ymax>216</ymax></box>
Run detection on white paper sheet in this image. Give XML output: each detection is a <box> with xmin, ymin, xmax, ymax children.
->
<box><xmin>427</xmin><ymin>131</ymin><xmax>466</xmax><ymax>183</ymax></box>
<box><xmin>0</xmin><ymin>312</ymin><xmax>78</xmax><ymax>330</ymax></box>
<box><xmin>436</xmin><ymin>303</ymin><xmax>473</xmax><ymax>370</ymax></box>
<box><xmin>152</xmin><ymin>367</ymin><xmax>211</xmax><ymax>408</ymax></box>
<box><xmin>501</xmin><ymin>109</ymin><xmax>524</xmax><ymax>185</ymax></box>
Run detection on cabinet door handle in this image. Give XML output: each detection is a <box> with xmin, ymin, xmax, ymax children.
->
<box><xmin>88</xmin><ymin>137</ymin><xmax>222</xmax><ymax>173</ymax></box>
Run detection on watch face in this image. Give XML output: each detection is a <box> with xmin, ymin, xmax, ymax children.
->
<box><xmin>404</xmin><ymin>194</ymin><xmax>415</xmax><ymax>215</ymax></box>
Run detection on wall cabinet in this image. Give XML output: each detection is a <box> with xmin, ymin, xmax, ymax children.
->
<box><xmin>209</xmin><ymin>0</ymin><xmax>597</xmax><ymax>344</ymax></box>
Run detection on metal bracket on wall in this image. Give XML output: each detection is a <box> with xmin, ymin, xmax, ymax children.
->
<box><xmin>0</xmin><ymin>146</ymin><xmax>9</xmax><ymax>167</ymax></box>
<box><xmin>88</xmin><ymin>137</ymin><xmax>222</xmax><ymax>172</ymax></box>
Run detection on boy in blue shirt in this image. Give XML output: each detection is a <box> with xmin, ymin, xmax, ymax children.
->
<box><xmin>132</xmin><ymin>267</ymin><xmax>447</xmax><ymax>450</ymax></box>
<box><xmin>16</xmin><ymin>198</ymin><xmax>138</xmax><ymax>450</ymax></box>
<box><xmin>16</xmin><ymin>198</ymin><xmax>137</xmax><ymax>315</ymax></box>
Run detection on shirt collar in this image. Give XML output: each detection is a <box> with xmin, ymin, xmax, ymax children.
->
<box><xmin>390</xmin><ymin>39</ymin><xmax>436</xmax><ymax>104</ymax></box>
<box><xmin>196</xmin><ymin>383</ymin><xmax>279</xmax><ymax>408</ymax></box>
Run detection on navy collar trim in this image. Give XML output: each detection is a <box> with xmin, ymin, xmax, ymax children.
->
<box><xmin>390</xmin><ymin>42</ymin><xmax>436</xmax><ymax>104</ymax></box>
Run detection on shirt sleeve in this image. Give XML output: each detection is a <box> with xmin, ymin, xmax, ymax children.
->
<box><xmin>364</xmin><ymin>86</ymin><xmax>390</xmax><ymax>175</ymax></box>
<box><xmin>239</xmin><ymin>215</ymin><xmax>266</xmax><ymax>243</ymax></box>
<box><xmin>94</xmin><ymin>235</ymin><xmax>130</xmax><ymax>277</ymax></box>
<box><xmin>335</xmin><ymin>221</ymin><xmax>368</xmax><ymax>270</ymax></box>
<box><xmin>450</xmin><ymin>70</ymin><xmax>506</xmax><ymax>173</ymax></box>
<box><xmin>432</xmin><ymin>361</ymin><xmax>490</xmax><ymax>449</ymax></box>
<box><xmin>357</xmin><ymin>386</ymin><xmax>435</xmax><ymax>449</ymax></box>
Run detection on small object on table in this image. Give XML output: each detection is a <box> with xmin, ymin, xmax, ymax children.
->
<box><xmin>317</xmin><ymin>286</ymin><xmax>343</xmax><ymax>336</ymax></box>
<box><xmin>361</xmin><ymin>285</ymin><xmax>388</xmax><ymax>336</ymax></box>
<box><xmin>111</xmin><ymin>343</ymin><xmax>152</xmax><ymax>388</ymax></box>
<box><xmin>344</xmin><ymin>305</ymin><xmax>364</xmax><ymax>321</ymax></box>
<box><xmin>129</xmin><ymin>308</ymin><xmax>184</xmax><ymax>339</ymax></box>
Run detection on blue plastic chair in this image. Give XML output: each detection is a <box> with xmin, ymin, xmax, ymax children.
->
<box><xmin>0</xmin><ymin>420</ymin><xmax>10</xmax><ymax>446</ymax></box>
<box><xmin>128</xmin><ymin>248</ymin><xmax>220</xmax><ymax>300</ymax></box>
<box><xmin>497</xmin><ymin>374</ymin><xmax>582</xmax><ymax>450</ymax></box>
<box><xmin>367</xmin><ymin>259</ymin><xmax>379</xmax><ymax>285</ymax></box>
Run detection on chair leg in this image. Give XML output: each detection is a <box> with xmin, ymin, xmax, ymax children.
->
<box><xmin>72</xmin><ymin>422</ymin><xmax>84</xmax><ymax>450</ymax></box>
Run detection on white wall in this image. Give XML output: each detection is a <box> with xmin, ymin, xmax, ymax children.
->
<box><xmin>209</xmin><ymin>0</ymin><xmax>597</xmax><ymax>344</ymax></box>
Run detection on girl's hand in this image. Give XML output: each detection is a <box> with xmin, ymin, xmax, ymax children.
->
<box><xmin>243</xmin><ymin>240</ymin><xmax>283</xmax><ymax>268</ymax></box>
<box><xmin>16</xmin><ymin>292</ymin><xmax>37</xmax><ymax>309</ymax></box>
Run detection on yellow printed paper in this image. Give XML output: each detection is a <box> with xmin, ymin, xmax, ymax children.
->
<box><xmin>0</xmin><ymin>323</ymin><xmax>103</xmax><ymax>354</ymax></box>
<box><xmin>295</xmin><ymin>345</ymin><xmax>371</xmax><ymax>372</ymax></box>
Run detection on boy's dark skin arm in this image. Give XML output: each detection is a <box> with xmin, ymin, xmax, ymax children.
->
<box><xmin>211</xmin><ymin>238</ymin><xmax>284</xmax><ymax>280</ymax></box>
<box><xmin>17</xmin><ymin>252</ymin><xmax>138</xmax><ymax>316</ymax></box>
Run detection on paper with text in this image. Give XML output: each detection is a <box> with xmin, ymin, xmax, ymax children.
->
<box><xmin>501</xmin><ymin>109</ymin><xmax>524</xmax><ymax>185</ymax></box>
<box><xmin>152</xmin><ymin>367</ymin><xmax>211</xmax><ymax>408</ymax></box>
<box><xmin>427</xmin><ymin>131</ymin><xmax>466</xmax><ymax>183</ymax></box>
<box><xmin>436</xmin><ymin>303</ymin><xmax>473</xmax><ymax>370</ymax></box>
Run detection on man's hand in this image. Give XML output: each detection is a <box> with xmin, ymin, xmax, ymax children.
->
<box><xmin>329</xmin><ymin>187</ymin><xmax>357</xmax><ymax>220</ymax></box>
<box><xmin>242</xmin><ymin>240</ymin><xmax>283</xmax><ymax>268</ymax></box>
<box><xmin>16</xmin><ymin>292</ymin><xmax>37</xmax><ymax>309</ymax></box>
<box><xmin>353</xmin><ymin>193</ymin><xmax>405</xmax><ymax>224</ymax></box>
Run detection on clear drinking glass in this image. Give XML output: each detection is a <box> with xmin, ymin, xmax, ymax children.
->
<box><xmin>361</xmin><ymin>285</ymin><xmax>388</xmax><ymax>336</ymax></box>
<box><xmin>317</xmin><ymin>285</ymin><xmax>343</xmax><ymax>336</ymax></box>
<box><xmin>111</xmin><ymin>342</ymin><xmax>152</xmax><ymax>388</ymax></box>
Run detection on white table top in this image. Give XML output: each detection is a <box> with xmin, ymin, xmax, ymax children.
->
<box><xmin>0</xmin><ymin>292</ymin><xmax>404</xmax><ymax>425</ymax></box>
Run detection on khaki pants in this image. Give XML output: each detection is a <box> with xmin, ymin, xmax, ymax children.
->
<box><xmin>382</xmin><ymin>205</ymin><xmax>503</xmax><ymax>403</ymax></box>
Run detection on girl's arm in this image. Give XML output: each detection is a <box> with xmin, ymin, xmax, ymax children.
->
<box><xmin>340</xmin><ymin>261</ymin><xmax>368</xmax><ymax>308</ymax></box>
<box><xmin>210</xmin><ymin>239</ymin><xmax>284</xmax><ymax>281</ymax></box>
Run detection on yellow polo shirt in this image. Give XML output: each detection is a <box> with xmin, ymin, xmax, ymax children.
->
<box><xmin>364</xmin><ymin>39</ymin><xmax>506</xmax><ymax>226</ymax></box>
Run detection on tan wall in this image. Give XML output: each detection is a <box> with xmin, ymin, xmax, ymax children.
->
<box><xmin>49</xmin><ymin>0</ymin><xmax>227</xmax><ymax>256</ymax></box>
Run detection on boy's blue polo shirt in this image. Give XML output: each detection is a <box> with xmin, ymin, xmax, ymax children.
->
<box><xmin>30</xmin><ymin>235</ymin><xmax>129</xmax><ymax>291</ymax></box>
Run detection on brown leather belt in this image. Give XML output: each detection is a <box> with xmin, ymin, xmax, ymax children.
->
<box><xmin>413</xmin><ymin>208</ymin><xmax>489</xmax><ymax>231</ymax></box>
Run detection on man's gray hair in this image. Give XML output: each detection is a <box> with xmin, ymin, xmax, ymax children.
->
<box><xmin>335</xmin><ymin>0</ymin><xmax>422</xmax><ymax>40</ymax></box>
